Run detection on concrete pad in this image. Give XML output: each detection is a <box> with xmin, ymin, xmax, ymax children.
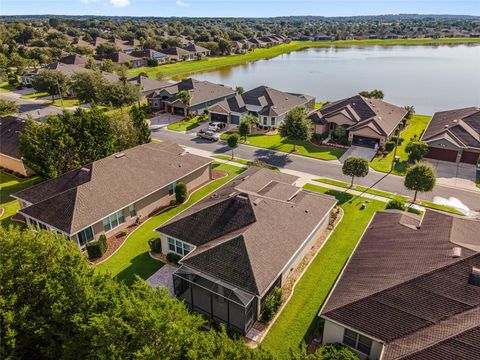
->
<box><xmin>146</xmin><ymin>263</ymin><xmax>177</xmax><ymax>296</ymax></box>
<box><xmin>149</xmin><ymin>113</ymin><xmax>183</xmax><ymax>131</ymax></box>
<box><xmin>340</xmin><ymin>145</ymin><xmax>377</xmax><ymax>163</ymax></box>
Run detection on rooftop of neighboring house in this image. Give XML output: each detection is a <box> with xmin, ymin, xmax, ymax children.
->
<box><xmin>13</xmin><ymin>141</ymin><xmax>212</xmax><ymax>235</ymax></box>
<box><xmin>183</xmin><ymin>43</ymin><xmax>210</xmax><ymax>53</ymax></box>
<box><xmin>127</xmin><ymin>75</ymin><xmax>171</xmax><ymax>93</ymax></box>
<box><xmin>0</xmin><ymin>116</ymin><xmax>25</xmax><ymax>160</ymax></box>
<box><xmin>40</xmin><ymin>62</ymin><xmax>119</xmax><ymax>82</ymax></box>
<box><xmin>130</xmin><ymin>49</ymin><xmax>168</xmax><ymax>59</ymax></box>
<box><xmin>59</xmin><ymin>54</ymin><xmax>91</xmax><ymax>66</ymax></box>
<box><xmin>98</xmin><ymin>52</ymin><xmax>139</xmax><ymax>64</ymax></box>
<box><xmin>320</xmin><ymin>209</ymin><xmax>480</xmax><ymax>360</ymax></box>
<box><xmin>421</xmin><ymin>107</ymin><xmax>480</xmax><ymax>150</ymax></box>
<box><xmin>156</xmin><ymin>167</ymin><xmax>337</xmax><ymax>297</ymax></box>
<box><xmin>310</xmin><ymin>95</ymin><xmax>407</xmax><ymax>136</ymax></box>
<box><xmin>161</xmin><ymin>46</ymin><xmax>194</xmax><ymax>56</ymax></box>
<box><xmin>113</xmin><ymin>38</ymin><xmax>139</xmax><ymax>51</ymax></box>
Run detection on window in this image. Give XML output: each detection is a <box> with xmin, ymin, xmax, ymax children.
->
<box><xmin>343</xmin><ymin>329</ymin><xmax>372</xmax><ymax>355</ymax></box>
<box><xmin>129</xmin><ymin>204</ymin><xmax>137</xmax><ymax>217</ymax></box>
<box><xmin>77</xmin><ymin>226</ymin><xmax>94</xmax><ymax>246</ymax></box>
<box><xmin>168</xmin><ymin>182</ymin><xmax>176</xmax><ymax>196</ymax></box>
<box><xmin>168</xmin><ymin>237</ymin><xmax>192</xmax><ymax>257</ymax></box>
<box><xmin>270</xmin><ymin>117</ymin><xmax>276</xmax><ymax>126</ymax></box>
<box><xmin>102</xmin><ymin>209</ymin><xmax>125</xmax><ymax>232</ymax></box>
<box><xmin>263</xmin><ymin>117</ymin><xmax>268</xmax><ymax>125</ymax></box>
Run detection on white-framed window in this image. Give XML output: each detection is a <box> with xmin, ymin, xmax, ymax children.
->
<box><xmin>168</xmin><ymin>237</ymin><xmax>192</xmax><ymax>257</ymax></box>
<box><xmin>168</xmin><ymin>182</ymin><xmax>176</xmax><ymax>196</ymax></box>
<box><xmin>129</xmin><ymin>204</ymin><xmax>137</xmax><ymax>217</ymax></box>
<box><xmin>102</xmin><ymin>209</ymin><xmax>125</xmax><ymax>232</ymax></box>
<box><xmin>343</xmin><ymin>328</ymin><xmax>372</xmax><ymax>355</ymax></box>
<box><xmin>263</xmin><ymin>116</ymin><xmax>268</xmax><ymax>125</ymax></box>
<box><xmin>270</xmin><ymin>117</ymin><xmax>276</xmax><ymax>126</ymax></box>
<box><xmin>29</xmin><ymin>218</ymin><xmax>48</xmax><ymax>230</ymax></box>
<box><xmin>77</xmin><ymin>226</ymin><xmax>94</xmax><ymax>247</ymax></box>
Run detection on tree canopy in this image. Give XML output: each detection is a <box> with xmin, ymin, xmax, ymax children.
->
<box><xmin>70</xmin><ymin>70</ymin><xmax>109</xmax><ymax>105</ymax></box>
<box><xmin>405</xmin><ymin>140</ymin><xmax>429</xmax><ymax>162</ymax></box>
<box><xmin>358</xmin><ymin>89</ymin><xmax>384</xmax><ymax>99</ymax></box>
<box><xmin>32</xmin><ymin>69</ymin><xmax>69</xmax><ymax>101</ymax></box>
<box><xmin>278</xmin><ymin>107</ymin><xmax>313</xmax><ymax>151</ymax></box>
<box><xmin>342</xmin><ymin>156</ymin><xmax>369</xmax><ymax>187</ymax></box>
<box><xmin>404</xmin><ymin>162</ymin><xmax>436</xmax><ymax>202</ymax></box>
<box><xmin>227</xmin><ymin>133</ymin><xmax>240</xmax><ymax>159</ymax></box>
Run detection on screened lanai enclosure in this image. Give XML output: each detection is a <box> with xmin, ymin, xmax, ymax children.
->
<box><xmin>173</xmin><ymin>266</ymin><xmax>257</xmax><ymax>334</ymax></box>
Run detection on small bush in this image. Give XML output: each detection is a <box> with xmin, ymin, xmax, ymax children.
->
<box><xmin>385</xmin><ymin>141</ymin><xmax>395</xmax><ymax>152</ymax></box>
<box><xmin>166</xmin><ymin>252</ymin><xmax>181</xmax><ymax>264</ymax></box>
<box><xmin>386</xmin><ymin>199</ymin><xmax>406</xmax><ymax>211</ymax></box>
<box><xmin>262</xmin><ymin>287</ymin><xmax>283</xmax><ymax>322</ymax></box>
<box><xmin>312</xmin><ymin>133</ymin><xmax>327</xmax><ymax>142</ymax></box>
<box><xmin>175</xmin><ymin>182</ymin><xmax>188</xmax><ymax>203</ymax></box>
<box><xmin>147</xmin><ymin>58</ymin><xmax>159</xmax><ymax>67</ymax></box>
<box><xmin>86</xmin><ymin>234</ymin><xmax>108</xmax><ymax>259</ymax></box>
<box><xmin>117</xmin><ymin>230</ymin><xmax>128</xmax><ymax>237</ymax></box>
<box><xmin>169</xmin><ymin>199</ymin><xmax>177</xmax><ymax>206</ymax></box>
<box><xmin>148</xmin><ymin>238</ymin><xmax>162</xmax><ymax>253</ymax></box>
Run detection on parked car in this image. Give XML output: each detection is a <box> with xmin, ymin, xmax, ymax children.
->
<box><xmin>208</xmin><ymin>122</ymin><xmax>226</xmax><ymax>132</ymax></box>
<box><xmin>197</xmin><ymin>129</ymin><xmax>219</xmax><ymax>141</ymax></box>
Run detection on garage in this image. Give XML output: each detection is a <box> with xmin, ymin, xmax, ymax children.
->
<box><xmin>460</xmin><ymin>150</ymin><xmax>480</xmax><ymax>165</ymax></box>
<box><xmin>425</xmin><ymin>147</ymin><xmax>458</xmax><ymax>162</ymax></box>
<box><xmin>173</xmin><ymin>107</ymin><xmax>185</xmax><ymax>116</ymax></box>
<box><xmin>231</xmin><ymin>115</ymin><xmax>240</xmax><ymax>125</ymax></box>
<box><xmin>210</xmin><ymin>112</ymin><xmax>228</xmax><ymax>123</ymax></box>
<box><xmin>352</xmin><ymin>135</ymin><xmax>379</xmax><ymax>149</ymax></box>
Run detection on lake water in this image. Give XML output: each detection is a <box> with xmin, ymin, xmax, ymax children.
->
<box><xmin>193</xmin><ymin>45</ymin><xmax>480</xmax><ymax>115</ymax></box>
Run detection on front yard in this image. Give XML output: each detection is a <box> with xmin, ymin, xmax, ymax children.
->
<box><xmin>370</xmin><ymin>114</ymin><xmax>431</xmax><ymax>175</ymax></box>
<box><xmin>221</xmin><ymin>132</ymin><xmax>345</xmax><ymax>161</ymax></box>
<box><xmin>261</xmin><ymin>185</ymin><xmax>386</xmax><ymax>358</ymax></box>
<box><xmin>167</xmin><ymin>116</ymin><xmax>203</xmax><ymax>132</ymax></box>
<box><xmin>95</xmin><ymin>163</ymin><xmax>244</xmax><ymax>285</ymax></box>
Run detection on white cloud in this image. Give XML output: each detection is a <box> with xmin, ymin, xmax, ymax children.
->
<box><xmin>176</xmin><ymin>0</ymin><xmax>190</xmax><ymax>7</ymax></box>
<box><xmin>110</xmin><ymin>0</ymin><xmax>130</xmax><ymax>7</ymax></box>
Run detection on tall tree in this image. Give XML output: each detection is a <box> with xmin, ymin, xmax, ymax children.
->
<box><xmin>227</xmin><ymin>133</ymin><xmax>240</xmax><ymax>159</ymax></box>
<box><xmin>404</xmin><ymin>162</ymin><xmax>436</xmax><ymax>203</ymax></box>
<box><xmin>32</xmin><ymin>69</ymin><xmax>69</xmax><ymax>101</ymax></box>
<box><xmin>106</xmin><ymin>108</ymin><xmax>140</xmax><ymax>151</ymax></box>
<box><xmin>100</xmin><ymin>59</ymin><xmax>115</xmax><ymax>73</ymax></box>
<box><xmin>130</xmin><ymin>105</ymin><xmax>151</xmax><ymax>144</ymax></box>
<box><xmin>342</xmin><ymin>156</ymin><xmax>369</xmax><ymax>187</ymax></box>
<box><xmin>404</xmin><ymin>105</ymin><xmax>415</xmax><ymax>120</ymax></box>
<box><xmin>278</xmin><ymin>107</ymin><xmax>313</xmax><ymax>151</ymax></box>
<box><xmin>70</xmin><ymin>71</ymin><xmax>108</xmax><ymax>105</ymax></box>
<box><xmin>103</xmin><ymin>81</ymin><xmax>141</xmax><ymax>108</ymax></box>
<box><xmin>0</xmin><ymin>99</ymin><xmax>19</xmax><ymax>116</ymax></box>
<box><xmin>238</xmin><ymin>118</ymin><xmax>251</xmax><ymax>141</ymax></box>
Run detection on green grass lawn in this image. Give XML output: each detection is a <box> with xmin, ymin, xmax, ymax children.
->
<box><xmin>0</xmin><ymin>171</ymin><xmax>41</xmax><ymax>228</ymax></box>
<box><xmin>221</xmin><ymin>132</ymin><xmax>345</xmax><ymax>161</ymax></box>
<box><xmin>20</xmin><ymin>91</ymin><xmax>49</xmax><ymax>100</ymax></box>
<box><xmin>370</xmin><ymin>115</ymin><xmax>431</xmax><ymax>175</ymax></box>
<box><xmin>96</xmin><ymin>163</ymin><xmax>244</xmax><ymax>285</ymax></box>
<box><xmin>0</xmin><ymin>82</ymin><xmax>16</xmax><ymax>93</ymax></box>
<box><xmin>167</xmin><ymin>116</ymin><xmax>203</xmax><ymax>131</ymax></box>
<box><xmin>129</xmin><ymin>38</ymin><xmax>480</xmax><ymax>80</ymax></box>
<box><xmin>262</xmin><ymin>184</ymin><xmax>386</xmax><ymax>358</ymax></box>
<box><xmin>213</xmin><ymin>154</ymin><xmax>250</xmax><ymax>165</ymax></box>
<box><xmin>44</xmin><ymin>98</ymin><xmax>80</xmax><ymax>108</ymax></box>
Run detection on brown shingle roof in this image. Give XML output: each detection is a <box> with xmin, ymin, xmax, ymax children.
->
<box><xmin>0</xmin><ymin>116</ymin><xmax>25</xmax><ymax>160</ymax></box>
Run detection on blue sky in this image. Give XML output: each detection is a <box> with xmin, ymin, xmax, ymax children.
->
<box><xmin>1</xmin><ymin>0</ymin><xmax>479</xmax><ymax>17</ymax></box>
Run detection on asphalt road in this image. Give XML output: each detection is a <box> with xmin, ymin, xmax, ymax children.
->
<box><xmin>152</xmin><ymin>129</ymin><xmax>480</xmax><ymax>211</ymax></box>
<box><xmin>1</xmin><ymin>92</ymin><xmax>64</xmax><ymax>119</ymax></box>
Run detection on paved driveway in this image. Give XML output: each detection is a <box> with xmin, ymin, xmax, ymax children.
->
<box><xmin>426</xmin><ymin>159</ymin><xmax>478</xmax><ymax>190</ymax></box>
<box><xmin>339</xmin><ymin>145</ymin><xmax>377</xmax><ymax>163</ymax></box>
<box><xmin>149</xmin><ymin>113</ymin><xmax>183</xmax><ymax>131</ymax></box>
<box><xmin>146</xmin><ymin>263</ymin><xmax>177</xmax><ymax>296</ymax></box>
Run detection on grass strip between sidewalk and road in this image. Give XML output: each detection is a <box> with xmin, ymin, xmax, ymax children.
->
<box><xmin>213</xmin><ymin>154</ymin><xmax>279</xmax><ymax>170</ymax></box>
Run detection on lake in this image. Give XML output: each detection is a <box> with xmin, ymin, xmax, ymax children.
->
<box><xmin>193</xmin><ymin>44</ymin><xmax>480</xmax><ymax>115</ymax></box>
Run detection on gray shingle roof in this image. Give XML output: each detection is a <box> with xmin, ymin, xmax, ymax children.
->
<box><xmin>0</xmin><ymin>116</ymin><xmax>25</xmax><ymax>160</ymax></box>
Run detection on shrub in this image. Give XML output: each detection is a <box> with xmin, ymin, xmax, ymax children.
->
<box><xmin>117</xmin><ymin>230</ymin><xmax>128</xmax><ymax>238</ymax></box>
<box><xmin>166</xmin><ymin>252</ymin><xmax>181</xmax><ymax>264</ymax></box>
<box><xmin>386</xmin><ymin>199</ymin><xmax>406</xmax><ymax>211</ymax></box>
<box><xmin>175</xmin><ymin>182</ymin><xmax>188</xmax><ymax>203</ymax></box>
<box><xmin>385</xmin><ymin>141</ymin><xmax>395</xmax><ymax>152</ymax></box>
<box><xmin>333</xmin><ymin>126</ymin><xmax>347</xmax><ymax>139</ymax></box>
<box><xmin>262</xmin><ymin>287</ymin><xmax>283</xmax><ymax>322</ymax></box>
<box><xmin>169</xmin><ymin>199</ymin><xmax>177</xmax><ymax>206</ymax></box>
<box><xmin>148</xmin><ymin>238</ymin><xmax>162</xmax><ymax>253</ymax></box>
<box><xmin>407</xmin><ymin>207</ymin><xmax>423</xmax><ymax>215</ymax></box>
<box><xmin>312</xmin><ymin>133</ymin><xmax>327</xmax><ymax>142</ymax></box>
<box><xmin>86</xmin><ymin>234</ymin><xmax>108</xmax><ymax>259</ymax></box>
<box><xmin>147</xmin><ymin>58</ymin><xmax>159</xmax><ymax>67</ymax></box>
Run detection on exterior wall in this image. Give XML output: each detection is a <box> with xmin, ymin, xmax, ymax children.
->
<box><xmin>0</xmin><ymin>154</ymin><xmax>34</xmax><ymax>177</ymax></box>
<box><xmin>325</xmin><ymin>113</ymin><xmax>355</xmax><ymax>127</ymax></box>
<box><xmin>189</xmin><ymin>94</ymin><xmax>236</xmax><ymax>115</ymax></box>
<box><xmin>426</xmin><ymin>138</ymin><xmax>461</xmax><ymax>151</ymax></box>
<box><xmin>322</xmin><ymin>319</ymin><xmax>384</xmax><ymax>360</ymax></box>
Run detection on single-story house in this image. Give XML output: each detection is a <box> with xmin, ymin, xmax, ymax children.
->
<box><xmin>421</xmin><ymin>107</ymin><xmax>480</xmax><ymax>164</ymax></box>
<box><xmin>96</xmin><ymin>52</ymin><xmax>146</xmax><ymax>68</ymax></box>
<box><xmin>319</xmin><ymin>209</ymin><xmax>480</xmax><ymax>360</ymax></box>
<box><xmin>208</xmin><ymin>85</ymin><xmax>315</xmax><ymax>128</ymax></box>
<box><xmin>147</xmin><ymin>78</ymin><xmax>236</xmax><ymax>116</ymax></box>
<box><xmin>183</xmin><ymin>43</ymin><xmax>211</xmax><ymax>57</ymax></box>
<box><xmin>0</xmin><ymin>116</ymin><xmax>34</xmax><ymax>177</ymax></box>
<box><xmin>314</xmin><ymin>34</ymin><xmax>333</xmax><ymax>41</ymax></box>
<box><xmin>310</xmin><ymin>95</ymin><xmax>407</xmax><ymax>149</ymax></box>
<box><xmin>247</xmin><ymin>38</ymin><xmax>267</xmax><ymax>47</ymax></box>
<box><xmin>156</xmin><ymin>167</ymin><xmax>337</xmax><ymax>334</ymax></box>
<box><xmin>12</xmin><ymin>141</ymin><xmax>212</xmax><ymax>249</ymax></box>
<box><xmin>59</xmin><ymin>54</ymin><xmax>93</xmax><ymax>66</ymax></box>
<box><xmin>127</xmin><ymin>75</ymin><xmax>172</xmax><ymax>98</ymax></box>
<box><xmin>114</xmin><ymin>38</ymin><xmax>140</xmax><ymax>53</ymax></box>
<box><xmin>130</xmin><ymin>49</ymin><xmax>170</xmax><ymax>64</ymax></box>
<box><xmin>162</xmin><ymin>47</ymin><xmax>196</xmax><ymax>61</ymax></box>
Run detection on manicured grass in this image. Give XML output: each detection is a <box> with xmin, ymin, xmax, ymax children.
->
<box><xmin>44</xmin><ymin>98</ymin><xmax>80</xmax><ymax>108</ymax></box>
<box><xmin>20</xmin><ymin>91</ymin><xmax>49</xmax><ymax>99</ymax></box>
<box><xmin>96</xmin><ymin>163</ymin><xmax>244</xmax><ymax>285</ymax></box>
<box><xmin>370</xmin><ymin>115</ymin><xmax>431</xmax><ymax>175</ymax></box>
<box><xmin>129</xmin><ymin>38</ymin><xmax>480</xmax><ymax>80</ymax></box>
<box><xmin>355</xmin><ymin>185</ymin><xmax>408</xmax><ymax>202</ymax></box>
<box><xmin>419</xmin><ymin>200</ymin><xmax>465</xmax><ymax>216</ymax></box>
<box><xmin>167</xmin><ymin>116</ymin><xmax>203</xmax><ymax>131</ymax></box>
<box><xmin>0</xmin><ymin>171</ymin><xmax>41</xmax><ymax>228</ymax></box>
<box><xmin>314</xmin><ymin>178</ymin><xmax>350</xmax><ymax>189</ymax></box>
<box><xmin>221</xmin><ymin>132</ymin><xmax>344</xmax><ymax>161</ymax></box>
<box><xmin>0</xmin><ymin>82</ymin><xmax>16</xmax><ymax>93</ymax></box>
<box><xmin>213</xmin><ymin>154</ymin><xmax>279</xmax><ymax>171</ymax></box>
<box><xmin>262</xmin><ymin>184</ymin><xmax>386</xmax><ymax>358</ymax></box>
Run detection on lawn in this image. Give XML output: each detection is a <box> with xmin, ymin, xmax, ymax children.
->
<box><xmin>96</xmin><ymin>163</ymin><xmax>244</xmax><ymax>285</ymax></box>
<box><xmin>370</xmin><ymin>115</ymin><xmax>431</xmax><ymax>175</ymax></box>
<box><xmin>0</xmin><ymin>82</ymin><xmax>16</xmax><ymax>93</ymax></box>
<box><xmin>0</xmin><ymin>171</ymin><xmax>41</xmax><ymax>228</ymax></box>
<box><xmin>419</xmin><ymin>200</ymin><xmax>465</xmax><ymax>216</ymax></box>
<box><xmin>221</xmin><ymin>132</ymin><xmax>345</xmax><ymax>161</ymax></box>
<box><xmin>20</xmin><ymin>91</ymin><xmax>49</xmax><ymax>100</ymax></box>
<box><xmin>167</xmin><ymin>116</ymin><xmax>203</xmax><ymax>131</ymax></box>
<box><xmin>262</xmin><ymin>184</ymin><xmax>386</xmax><ymax>358</ymax></box>
<box><xmin>44</xmin><ymin>98</ymin><xmax>80</xmax><ymax>108</ymax></box>
<box><xmin>213</xmin><ymin>154</ymin><xmax>279</xmax><ymax>170</ymax></box>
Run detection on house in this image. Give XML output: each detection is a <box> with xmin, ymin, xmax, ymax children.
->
<box><xmin>318</xmin><ymin>209</ymin><xmax>480</xmax><ymax>360</ymax></box>
<box><xmin>248</xmin><ymin>38</ymin><xmax>267</xmax><ymax>47</ymax></box>
<box><xmin>310</xmin><ymin>95</ymin><xmax>407</xmax><ymax>149</ymax></box>
<box><xmin>0</xmin><ymin>116</ymin><xmax>34</xmax><ymax>177</ymax></box>
<box><xmin>421</xmin><ymin>107</ymin><xmax>480</xmax><ymax>164</ymax></box>
<box><xmin>162</xmin><ymin>47</ymin><xmax>196</xmax><ymax>61</ymax></box>
<box><xmin>231</xmin><ymin>40</ymin><xmax>251</xmax><ymax>54</ymax></box>
<box><xmin>12</xmin><ymin>141</ymin><xmax>212</xmax><ymax>249</ymax></box>
<box><xmin>59</xmin><ymin>54</ymin><xmax>93</xmax><ymax>66</ymax></box>
<box><xmin>127</xmin><ymin>75</ymin><xmax>172</xmax><ymax>98</ymax></box>
<box><xmin>183</xmin><ymin>43</ymin><xmax>211</xmax><ymax>57</ymax></box>
<box><xmin>314</xmin><ymin>34</ymin><xmax>333</xmax><ymax>41</ymax></box>
<box><xmin>147</xmin><ymin>78</ymin><xmax>236</xmax><ymax>116</ymax></box>
<box><xmin>97</xmin><ymin>52</ymin><xmax>146</xmax><ymax>68</ymax></box>
<box><xmin>156</xmin><ymin>167</ymin><xmax>337</xmax><ymax>334</ymax></box>
<box><xmin>208</xmin><ymin>85</ymin><xmax>315</xmax><ymax>128</ymax></box>
<box><xmin>113</xmin><ymin>38</ymin><xmax>139</xmax><ymax>53</ymax></box>
<box><xmin>130</xmin><ymin>49</ymin><xmax>169</xmax><ymax>64</ymax></box>
<box><xmin>74</xmin><ymin>38</ymin><xmax>95</xmax><ymax>50</ymax></box>
<box><xmin>92</xmin><ymin>36</ymin><xmax>110</xmax><ymax>48</ymax></box>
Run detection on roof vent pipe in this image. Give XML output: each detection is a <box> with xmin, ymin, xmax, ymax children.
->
<box><xmin>452</xmin><ymin>247</ymin><xmax>462</xmax><ymax>258</ymax></box>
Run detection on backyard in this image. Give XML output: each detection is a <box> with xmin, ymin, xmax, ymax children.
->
<box><xmin>95</xmin><ymin>162</ymin><xmax>244</xmax><ymax>285</ymax></box>
<box><xmin>370</xmin><ymin>114</ymin><xmax>431</xmax><ymax>175</ymax></box>
<box><xmin>261</xmin><ymin>184</ymin><xmax>386</xmax><ymax>358</ymax></box>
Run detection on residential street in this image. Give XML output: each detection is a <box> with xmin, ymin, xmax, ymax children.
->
<box><xmin>152</xmin><ymin>129</ymin><xmax>480</xmax><ymax>211</ymax></box>
<box><xmin>0</xmin><ymin>91</ymin><xmax>64</xmax><ymax>119</ymax></box>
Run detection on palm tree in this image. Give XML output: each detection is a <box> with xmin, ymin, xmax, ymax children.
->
<box><xmin>176</xmin><ymin>90</ymin><xmax>192</xmax><ymax>117</ymax></box>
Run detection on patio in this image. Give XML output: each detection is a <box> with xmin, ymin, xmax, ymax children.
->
<box><xmin>146</xmin><ymin>263</ymin><xmax>177</xmax><ymax>296</ymax></box>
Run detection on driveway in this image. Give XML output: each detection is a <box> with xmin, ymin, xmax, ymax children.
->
<box><xmin>426</xmin><ymin>159</ymin><xmax>478</xmax><ymax>191</ymax></box>
<box><xmin>149</xmin><ymin>113</ymin><xmax>183</xmax><ymax>131</ymax></box>
<box><xmin>146</xmin><ymin>263</ymin><xmax>177</xmax><ymax>296</ymax></box>
<box><xmin>339</xmin><ymin>145</ymin><xmax>377</xmax><ymax>163</ymax></box>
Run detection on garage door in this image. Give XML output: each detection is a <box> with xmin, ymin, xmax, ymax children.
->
<box><xmin>425</xmin><ymin>147</ymin><xmax>458</xmax><ymax>162</ymax></box>
<box><xmin>352</xmin><ymin>136</ymin><xmax>379</xmax><ymax>149</ymax></box>
<box><xmin>460</xmin><ymin>151</ymin><xmax>480</xmax><ymax>164</ymax></box>
<box><xmin>173</xmin><ymin>107</ymin><xmax>185</xmax><ymax>116</ymax></box>
<box><xmin>210</xmin><ymin>113</ymin><xmax>228</xmax><ymax>123</ymax></box>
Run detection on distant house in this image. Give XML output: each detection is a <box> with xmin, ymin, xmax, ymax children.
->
<box><xmin>319</xmin><ymin>209</ymin><xmax>480</xmax><ymax>360</ymax></box>
<box><xmin>421</xmin><ymin>107</ymin><xmax>480</xmax><ymax>164</ymax></box>
<box><xmin>92</xmin><ymin>36</ymin><xmax>110</xmax><ymax>48</ymax></box>
<box><xmin>0</xmin><ymin>116</ymin><xmax>34</xmax><ymax>177</ymax></box>
<box><xmin>127</xmin><ymin>75</ymin><xmax>172</xmax><ymax>98</ymax></box>
<box><xmin>156</xmin><ymin>167</ymin><xmax>337</xmax><ymax>334</ymax></box>
<box><xmin>183</xmin><ymin>43</ymin><xmax>211</xmax><ymax>57</ymax></box>
<box><xmin>314</xmin><ymin>34</ymin><xmax>333</xmax><ymax>41</ymax></box>
<box><xmin>248</xmin><ymin>38</ymin><xmax>267</xmax><ymax>47</ymax></box>
<box><xmin>380</xmin><ymin>31</ymin><xmax>399</xmax><ymax>39</ymax></box>
<box><xmin>208</xmin><ymin>85</ymin><xmax>315</xmax><ymax>127</ymax></box>
<box><xmin>114</xmin><ymin>38</ymin><xmax>140</xmax><ymax>53</ymax></box>
<box><xmin>12</xmin><ymin>142</ymin><xmax>212</xmax><ymax>249</ymax></box>
<box><xmin>96</xmin><ymin>52</ymin><xmax>146</xmax><ymax>68</ymax></box>
<box><xmin>310</xmin><ymin>95</ymin><xmax>407</xmax><ymax>149</ymax></box>
<box><xmin>130</xmin><ymin>49</ymin><xmax>169</xmax><ymax>64</ymax></box>
<box><xmin>147</xmin><ymin>78</ymin><xmax>236</xmax><ymax>116</ymax></box>
<box><xmin>59</xmin><ymin>54</ymin><xmax>93</xmax><ymax>66</ymax></box>
<box><xmin>74</xmin><ymin>38</ymin><xmax>95</xmax><ymax>50</ymax></box>
<box><xmin>162</xmin><ymin>47</ymin><xmax>195</xmax><ymax>61</ymax></box>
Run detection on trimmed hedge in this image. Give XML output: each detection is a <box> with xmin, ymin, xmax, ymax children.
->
<box><xmin>86</xmin><ymin>234</ymin><xmax>108</xmax><ymax>259</ymax></box>
<box><xmin>385</xmin><ymin>141</ymin><xmax>395</xmax><ymax>152</ymax></box>
<box><xmin>175</xmin><ymin>182</ymin><xmax>188</xmax><ymax>204</ymax></box>
<box><xmin>166</xmin><ymin>252</ymin><xmax>181</xmax><ymax>264</ymax></box>
<box><xmin>148</xmin><ymin>238</ymin><xmax>162</xmax><ymax>253</ymax></box>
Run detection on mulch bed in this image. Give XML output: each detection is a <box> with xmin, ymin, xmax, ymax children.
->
<box><xmin>212</xmin><ymin>169</ymin><xmax>227</xmax><ymax>179</ymax></box>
